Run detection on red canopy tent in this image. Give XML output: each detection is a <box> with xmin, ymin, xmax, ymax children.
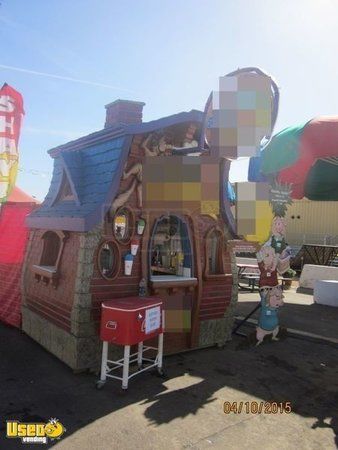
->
<box><xmin>0</xmin><ymin>187</ymin><xmax>39</xmax><ymax>327</ymax></box>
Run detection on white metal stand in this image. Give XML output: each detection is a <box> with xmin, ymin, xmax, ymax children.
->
<box><xmin>97</xmin><ymin>331</ymin><xmax>164</xmax><ymax>390</ymax></box>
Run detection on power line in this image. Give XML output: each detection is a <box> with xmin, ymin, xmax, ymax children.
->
<box><xmin>18</xmin><ymin>167</ymin><xmax>51</xmax><ymax>178</ymax></box>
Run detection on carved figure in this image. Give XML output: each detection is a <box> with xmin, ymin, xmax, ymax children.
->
<box><xmin>256</xmin><ymin>286</ymin><xmax>284</xmax><ymax>345</ymax></box>
<box><xmin>141</xmin><ymin>133</ymin><xmax>173</xmax><ymax>156</ymax></box>
<box><xmin>111</xmin><ymin>162</ymin><xmax>143</xmax><ymax>213</ymax></box>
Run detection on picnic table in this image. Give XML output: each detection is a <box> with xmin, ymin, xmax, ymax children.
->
<box><xmin>237</xmin><ymin>263</ymin><xmax>260</xmax><ymax>292</ymax></box>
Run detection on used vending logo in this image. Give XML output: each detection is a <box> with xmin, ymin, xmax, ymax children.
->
<box><xmin>6</xmin><ymin>418</ymin><xmax>66</xmax><ymax>444</ymax></box>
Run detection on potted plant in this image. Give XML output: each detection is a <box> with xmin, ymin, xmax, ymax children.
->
<box><xmin>282</xmin><ymin>268</ymin><xmax>296</xmax><ymax>290</ymax></box>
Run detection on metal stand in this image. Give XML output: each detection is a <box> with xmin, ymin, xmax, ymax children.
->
<box><xmin>97</xmin><ymin>332</ymin><xmax>164</xmax><ymax>390</ymax></box>
<box><xmin>232</xmin><ymin>303</ymin><xmax>261</xmax><ymax>336</ymax></box>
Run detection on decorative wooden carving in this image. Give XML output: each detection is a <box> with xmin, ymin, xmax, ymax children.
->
<box><xmin>141</xmin><ymin>133</ymin><xmax>173</xmax><ymax>156</ymax></box>
<box><xmin>141</xmin><ymin>126</ymin><xmax>200</xmax><ymax>157</ymax></box>
<box><xmin>111</xmin><ymin>162</ymin><xmax>142</xmax><ymax>213</ymax></box>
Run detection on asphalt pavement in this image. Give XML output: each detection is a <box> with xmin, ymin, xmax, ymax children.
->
<box><xmin>0</xmin><ymin>320</ymin><xmax>337</xmax><ymax>449</ymax></box>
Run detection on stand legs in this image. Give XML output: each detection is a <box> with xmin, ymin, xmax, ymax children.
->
<box><xmin>158</xmin><ymin>333</ymin><xmax>163</xmax><ymax>372</ymax></box>
<box><xmin>100</xmin><ymin>341</ymin><xmax>108</xmax><ymax>382</ymax></box>
<box><xmin>122</xmin><ymin>345</ymin><xmax>130</xmax><ymax>390</ymax></box>
<box><xmin>98</xmin><ymin>336</ymin><xmax>164</xmax><ymax>390</ymax></box>
<box><xmin>137</xmin><ymin>342</ymin><xmax>143</xmax><ymax>368</ymax></box>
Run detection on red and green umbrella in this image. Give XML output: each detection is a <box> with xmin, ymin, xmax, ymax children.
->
<box><xmin>260</xmin><ymin>116</ymin><xmax>338</xmax><ymax>200</ymax></box>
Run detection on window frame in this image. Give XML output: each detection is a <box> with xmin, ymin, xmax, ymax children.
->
<box><xmin>149</xmin><ymin>214</ymin><xmax>194</xmax><ymax>279</ymax></box>
<box><xmin>58</xmin><ymin>176</ymin><xmax>74</xmax><ymax>201</ymax></box>
<box><xmin>204</xmin><ymin>226</ymin><xmax>227</xmax><ymax>280</ymax></box>
<box><xmin>97</xmin><ymin>240</ymin><xmax>121</xmax><ymax>281</ymax></box>
<box><xmin>40</xmin><ymin>231</ymin><xmax>61</xmax><ymax>267</ymax></box>
<box><xmin>31</xmin><ymin>230</ymin><xmax>68</xmax><ymax>288</ymax></box>
<box><xmin>112</xmin><ymin>206</ymin><xmax>135</xmax><ymax>245</ymax></box>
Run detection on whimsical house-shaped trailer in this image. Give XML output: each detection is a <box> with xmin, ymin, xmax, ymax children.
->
<box><xmin>23</xmin><ymin>99</ymin><xmax>238</xmax><ymax>371</ymax></box>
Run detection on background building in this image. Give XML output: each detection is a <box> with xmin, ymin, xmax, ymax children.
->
<box><xmin>286</xmin><ymin>200</ymin><xmax>338</xmax><ymax>246</ymax></box>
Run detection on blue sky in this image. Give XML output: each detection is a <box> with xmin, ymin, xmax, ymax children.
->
<box><xmin>1</xmin><ymin>0</ymin><xmax>338</xmax><ymax>200</ymax></box>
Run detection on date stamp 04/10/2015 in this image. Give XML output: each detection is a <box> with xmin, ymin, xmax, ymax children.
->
<box><xmin>223</xmin><ymin>401</ymin><xmax>292</xmax><ymax>415</ymax></box>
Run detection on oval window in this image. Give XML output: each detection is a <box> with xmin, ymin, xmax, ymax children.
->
<box><xmin>98</xmin><ymin>241</ymin><xmax>119</xmax><ymax>279</ymax></box>
<box><xmin>113</xmin><ymin>208</ymin><xmax>133</xmax><ymax>243</ymax></box>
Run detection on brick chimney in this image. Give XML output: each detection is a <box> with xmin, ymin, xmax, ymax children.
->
<box><xmin>104</xmin><ymin>99</ymin><xmax>145</xmax><ymax>128</ymax></box>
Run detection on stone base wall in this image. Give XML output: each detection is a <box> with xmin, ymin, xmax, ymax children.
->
<box><xmin>22</xmin><ymin>306</ymin><xmax>123</xmax><ymax>371</ymax></box>
<box><xmin>198</xmin><ymin>318</ymin><xmax>228</xmax><ymax>347</ymax></box>
<box><xmin>198</xmin><ymin>243</ymin><xmax>239</xmax><ymax>347</ymax></box>
<box><xmin>22</xmin><ymin>306</ymin><xmax>100</xmax><ymax>371</ymax></box>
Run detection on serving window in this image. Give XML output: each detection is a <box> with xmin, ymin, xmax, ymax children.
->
<box><xmin>150</xmin><ymin>215</ymin><xmax>193</xmax><ymax>278</ymax></box>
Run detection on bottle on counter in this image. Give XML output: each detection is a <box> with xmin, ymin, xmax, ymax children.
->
<box><xmin>170</xmin><ymin>251</ymin><xmax>177</xmax><ymax>271</ymax></box>
<box><xmin>177</xmin><ymin>252</ymin><xmax>184</xmax><ymax>276</ymax></box>
<box><xmin>139</xmin><ymin>278</ymin><xmax>147</xmax><ymax>297</ymax></box>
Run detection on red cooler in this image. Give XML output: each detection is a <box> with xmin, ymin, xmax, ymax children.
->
<box><xmin>98</xmin><ymin>296</ymin><xmax>165</xmax><ymax>390</ymax></box>
<box><xmin>100</xmin><ymin>297</ymin><xmax>163</xmax><ymax>346</ymax></box>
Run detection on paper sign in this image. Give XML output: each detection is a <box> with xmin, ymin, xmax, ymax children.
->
<box><xmin>145</xmin><ymin>306</ymin><xmax>161</xmax><ymax>334</ymax></box>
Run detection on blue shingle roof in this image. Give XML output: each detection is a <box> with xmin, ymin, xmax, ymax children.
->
<box><xmin>27</xmin><ymin>136</ymin><xmax>129</xmax><ymax>231</ymax></box>
<box><xmin>27</xmin><ymin>109</ymin><xmax>203</xmax><ymax>232</ymax></box>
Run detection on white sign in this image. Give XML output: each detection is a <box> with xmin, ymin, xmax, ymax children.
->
<box><xmin>145</xmin><ymin>306</ymin><xmax>161</xmax><ymax>334</ymax></box>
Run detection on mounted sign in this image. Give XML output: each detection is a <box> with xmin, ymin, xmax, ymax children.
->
<box><xmin>0</xmin><ymin>83</ymin><xmax>24</xmax><ymax>203</ymax></box>
<box><xmin>145</xmin><ymin>306</ymin><xmax>161</xmax><ymax>334</ymax></box>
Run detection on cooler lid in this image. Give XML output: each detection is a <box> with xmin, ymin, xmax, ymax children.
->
<box><xmin>102</xmin><ymin>296</ymin><xmax>162</xmax><ymax>312</ymax></box>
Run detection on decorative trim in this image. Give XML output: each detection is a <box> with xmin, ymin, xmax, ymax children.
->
<box><xmin>96</xmin><ymin>240</ymin><xmax>121</xmax><ymax>281</ymax></box>
<box><xmin>150</xmin><ymin>278</ymin><xmax>198</xmax><ymax>290</ymax></box>
<box><xmin>32</xmin><ymin>264</ymin><xmax>59</xmax><ymax>288</ymax></box>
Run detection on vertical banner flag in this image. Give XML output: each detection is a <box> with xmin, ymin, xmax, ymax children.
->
<box><xmin>0</xmin><ymin>83</ymin><xmax>24</xmax><ymax>203</ymax></box>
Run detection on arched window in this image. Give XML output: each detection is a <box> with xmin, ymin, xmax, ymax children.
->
<box><xmin>40</xmin><ymin>231</ymin><xmax>61</xmax><ymax>267</ymax></box>
<box><xmin>32</xmin><ymin>230</ymin><xmax>68</xmax><ymax>287</ymax></box>
<box><xmin>204</xmin><ymin>227</ymin><xmax>225</xmax><ymax>277</ymax></box>
<box><xmin>150</xmin><ymin>215</ymin><xmax>193</xmax><ymax>278</ymax></box>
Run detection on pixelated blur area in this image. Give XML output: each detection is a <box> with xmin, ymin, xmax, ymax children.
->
<box><xmin>164</xmin><ymin>295</ymin><xmax>192</xmax><ymax>332</ymax></box>
<box><xmin>211</xmin><ymin>73</ymin><xmax>272</xmax><ymax>158</ymax></box>
<box><xmin>143</xmin><ymin>156</ymin><xmax>220</xmax><ymax>215</ymax></box>
<box><xmin>236</xmin><ymin>182</ymin><xmax>271</xmax><ymax>239</ymax></box>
